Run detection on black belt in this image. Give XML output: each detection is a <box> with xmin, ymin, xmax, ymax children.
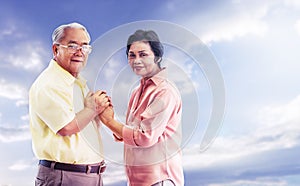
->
<box><xmin>39</xmin><ymin>160</ymin><xmax>106</xmax><ymax>174</ymax></box>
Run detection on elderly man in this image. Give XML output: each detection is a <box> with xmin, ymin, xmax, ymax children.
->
<box><xmin>29</xmin><ymin>22</ymin><xmax>108</xmax><ymax>186</ymax></box>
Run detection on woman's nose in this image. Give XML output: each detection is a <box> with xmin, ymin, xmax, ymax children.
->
<box><xmin>133</xmin><ymin>58</ymin><xmax>142</xmax><ymax>64</ymax></box>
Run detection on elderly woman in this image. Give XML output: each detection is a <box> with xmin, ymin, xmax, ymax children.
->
<box><xmin>100</xmin><ymin>30</ymin><xmax>184</xmax><ymax>186</ymax></box>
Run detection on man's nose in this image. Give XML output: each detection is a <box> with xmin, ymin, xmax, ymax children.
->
<box><xmin>74</xmin><ymin>47</ymin><xmax>84</xmax><ymax>56</ymax></box>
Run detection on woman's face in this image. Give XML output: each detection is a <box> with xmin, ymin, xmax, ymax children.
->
<box><xmin>128</xmin><ymin>41</ymin><xmax>160</xmax><ymax>78</ymax></box>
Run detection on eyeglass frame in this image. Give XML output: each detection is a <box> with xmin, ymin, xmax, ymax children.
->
<box><xmin>55</xmin><ymin>43</ymin><xmax>92</xmax><ymax>54</ymax></box>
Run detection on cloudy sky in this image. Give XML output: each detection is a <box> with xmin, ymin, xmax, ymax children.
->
<box><xmin>1</xmin><ymin>0</ymin><xmax>300</xmax><ymax>185</ymax></box>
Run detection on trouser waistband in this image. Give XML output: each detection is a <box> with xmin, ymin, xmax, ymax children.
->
<box><xmin>39</xmin><ymin>160</ymin><xmax>106</xmax><ymax>174</ymax></box>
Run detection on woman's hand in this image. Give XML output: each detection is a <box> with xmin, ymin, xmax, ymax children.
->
<box><xmin>99</xmin><ymin>106</ymin><xmax>114</xmax><ymax>125</ymax></box>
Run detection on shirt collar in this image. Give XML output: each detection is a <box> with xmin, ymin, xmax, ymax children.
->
<box><xmin>75</xmin><ymin>74</ymin><xmax>87</xmax><ymax>88</ymax></box>
<box><xmin>141</xmin><ymin>67</ymin><xmax>167</xmax><ymax>86</ymax></box>
<box><xmin>49</xmin><ymin>59</ymin><xmax>86</xmax><ymax>87</ymax></box>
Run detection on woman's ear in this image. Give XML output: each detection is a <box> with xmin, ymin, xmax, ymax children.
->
<box><xmin>154</xmin><ymin>57</ymin><xmax>161</xmax><ymax>63</ymax></box>
<box><xmin>154</xmin><ymin>57</ymin><xmax>162</xmax><ymax>68</ymax></box>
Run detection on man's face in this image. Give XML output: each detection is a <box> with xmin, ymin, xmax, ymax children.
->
<box><xmin>53</xmin><ymin>28</ymin><xmax>91</xmax><ymax>77</ymax></box>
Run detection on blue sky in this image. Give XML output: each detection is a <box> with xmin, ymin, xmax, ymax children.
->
<box><xmin>1</xmin><ymin>0</ymin><xmax>300</xmax><ymax>185</ymax></box>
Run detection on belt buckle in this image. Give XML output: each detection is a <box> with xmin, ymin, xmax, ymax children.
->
<box><xmin>98</xmin><ymin>162</ymin><xmax>106</xmax><ymax>174</ymax></box>
<box><xmin>86</xmin><ymin>165</ymin><xmax>92</xmax><ymax>174</ymax></box>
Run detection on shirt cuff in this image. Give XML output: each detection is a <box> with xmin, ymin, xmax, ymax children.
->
<box><xmin>122</xmin><ymin>125</ymin><xmax>137</xmax><ymax>146</ymax></box>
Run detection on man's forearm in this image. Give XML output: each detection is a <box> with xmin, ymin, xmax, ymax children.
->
<box><xmin>57</xmin><ymin>107</ymin><xmax>97</xmax><ymax>136</ymax></box>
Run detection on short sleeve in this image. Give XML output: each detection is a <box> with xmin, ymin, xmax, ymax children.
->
<box><xmin>35</xmin><ymin>85</ymin><xmax>75</xmax><ymax>133</ymax></box>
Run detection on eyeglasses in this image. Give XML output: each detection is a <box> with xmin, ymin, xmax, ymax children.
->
<box><xmin>56</xmin><ymin>43</ymin><xmax>92</xmax><ymax>54</ymax></box>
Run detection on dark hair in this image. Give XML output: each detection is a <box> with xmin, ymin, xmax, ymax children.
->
<box><xmin>126</xmin><ymin>30</ymin><xmax>164</xmax><ymax>67</ymax></box>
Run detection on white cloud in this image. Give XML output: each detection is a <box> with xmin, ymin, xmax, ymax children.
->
<box><xmin>6</xmin><ymin>41</ymin><xmax>46</xmax><ymax>72</ymax></box>
<box><xmin>0</xmin><ymin>20</ymin><xmax>47</xmax><ymax>72</ymax></box>
<box><xmin>165</xmin><ymin>55</ymin><xmax>201</xmax><ymax>96</ymax></box>
<box><xmin>16</xmin><ymin>99</ymin><xmax>29</xmax><ymax>107</ymax></box>
<box><xmin>21</xmin><ymin>114</ymin><xmax>29</xmax><ymax>121</ymax></box>
<box><xmin>208</xmin><ymin>178</ymin><xmax>287</xmax><ymax>186</ymax></box>
<box><xmin>8</xmin><ymin>158</ymin><xmax>37</xmax><ymax>171</ymax></box>
<box><xmin>103</xmin><ymin>57</ymin><xmax>123</xmax><ymax>80</ymax></box>
<box><xmin>103</xmin><ymin>163</ymin><xmax>127</xmax><ymax>185</ymax></box>
<box><xmin>0</xmin><ymin>125</ymin><xmax>31</xmax><ymax>143</ymax></box>
<box><xmin>0</xmin><ymin>79</ymin><xmax>28</xmax><ymax>100</ymax></box>
<box><xmin>8</xmin><ymin>160</ymin><xmax>31</xmax><ymax>171</ymax></box>
<box><xmin>190</xmin><ymin>0</ymin><xmax>300</xmax><ymax>44</ymax></box>
<box><xmin>182</xmin><ymin>1</ymin><xmax>273</xmax><ymax>44</ymax></box>
<box><xmin>183</xmin><ymin>137</ymin><xmax>246</xmax><ymax>169</ymax></box>
<box><xmin>283</xmin><ymin>0</ymin><xmax>300</xmax><ymax>8</ymax></box>
<box><xmin>0</xmin><ymin>17</ymin><xmax>27</xmax><ymax>39</ymax></box>
<box><xmin>200</xmin><ymin>17</ymin><xmax>268</xmax><ymax>44</ymax></box>
<box><xmin>294</xmin><ymin>19</ymin><xmax>300</xmax><ymax>35</ymax></box>
<box><xmin>0</xmin><ymin>23</ymin><xmax>23</xmax><ymax>40</ymax></box>
<box><xmin>256</xmin><ymin>95</ymin><xmax>300</xmax><ymax>148</ymax></box>
<box><xmin>183</xmin><ymin>94</ymin><xmax>300</xmax><ymax>169</ymax></box>
<box><xmin>0</xmin><ymin>26</ymin><xmax>15</xmax><ymax>39</ymax></box>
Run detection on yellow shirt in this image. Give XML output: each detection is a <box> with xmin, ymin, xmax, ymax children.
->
<box><xmin>29</xmin><ymin>60</ymin><xmax>103</xmax><ymax>164</ymax></box>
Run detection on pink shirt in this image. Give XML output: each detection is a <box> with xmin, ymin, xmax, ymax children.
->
<box><xmin>122</xmin><ymin>69</ymin><xmax>184</xmax><ymax>186</ymax></box>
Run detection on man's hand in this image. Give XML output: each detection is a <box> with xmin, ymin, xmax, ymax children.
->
<box><xmin>85</xmin><ymin>90</ymin><xmax>110</xmax><ymax>115</ymax></box>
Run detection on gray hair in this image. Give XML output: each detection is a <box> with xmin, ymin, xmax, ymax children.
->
<box><xmin>52</xmin><ymin>22</ymin><xmax>91</xmax><ymax>44</ymax></box>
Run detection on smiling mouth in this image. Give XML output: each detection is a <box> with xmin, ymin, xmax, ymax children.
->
<box><xmin>71</xmin><ymin>60</ymin><xmax>83</xmax><ymax>63</ymax></box>
<box><xmin>134</xmin><ymin>66</ymin><xmax>143</xmax><ymax>70</ymax></box>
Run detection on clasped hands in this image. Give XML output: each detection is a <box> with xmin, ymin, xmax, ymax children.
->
<box><xmin>84</xmin><ymin>90</ymin><xmax>114</xmax><ymax>124</ymax></box>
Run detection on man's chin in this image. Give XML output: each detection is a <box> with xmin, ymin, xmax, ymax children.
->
<box><xmin>71</xmin><ymin>64</ymin><xmax>84</xmax><ymax>72</ymax></box>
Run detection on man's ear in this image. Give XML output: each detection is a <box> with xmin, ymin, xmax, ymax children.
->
<box><xmin>52</xmin><ymin>44</ymin><xmax>58</xmax><ymax>55</ymax></box>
